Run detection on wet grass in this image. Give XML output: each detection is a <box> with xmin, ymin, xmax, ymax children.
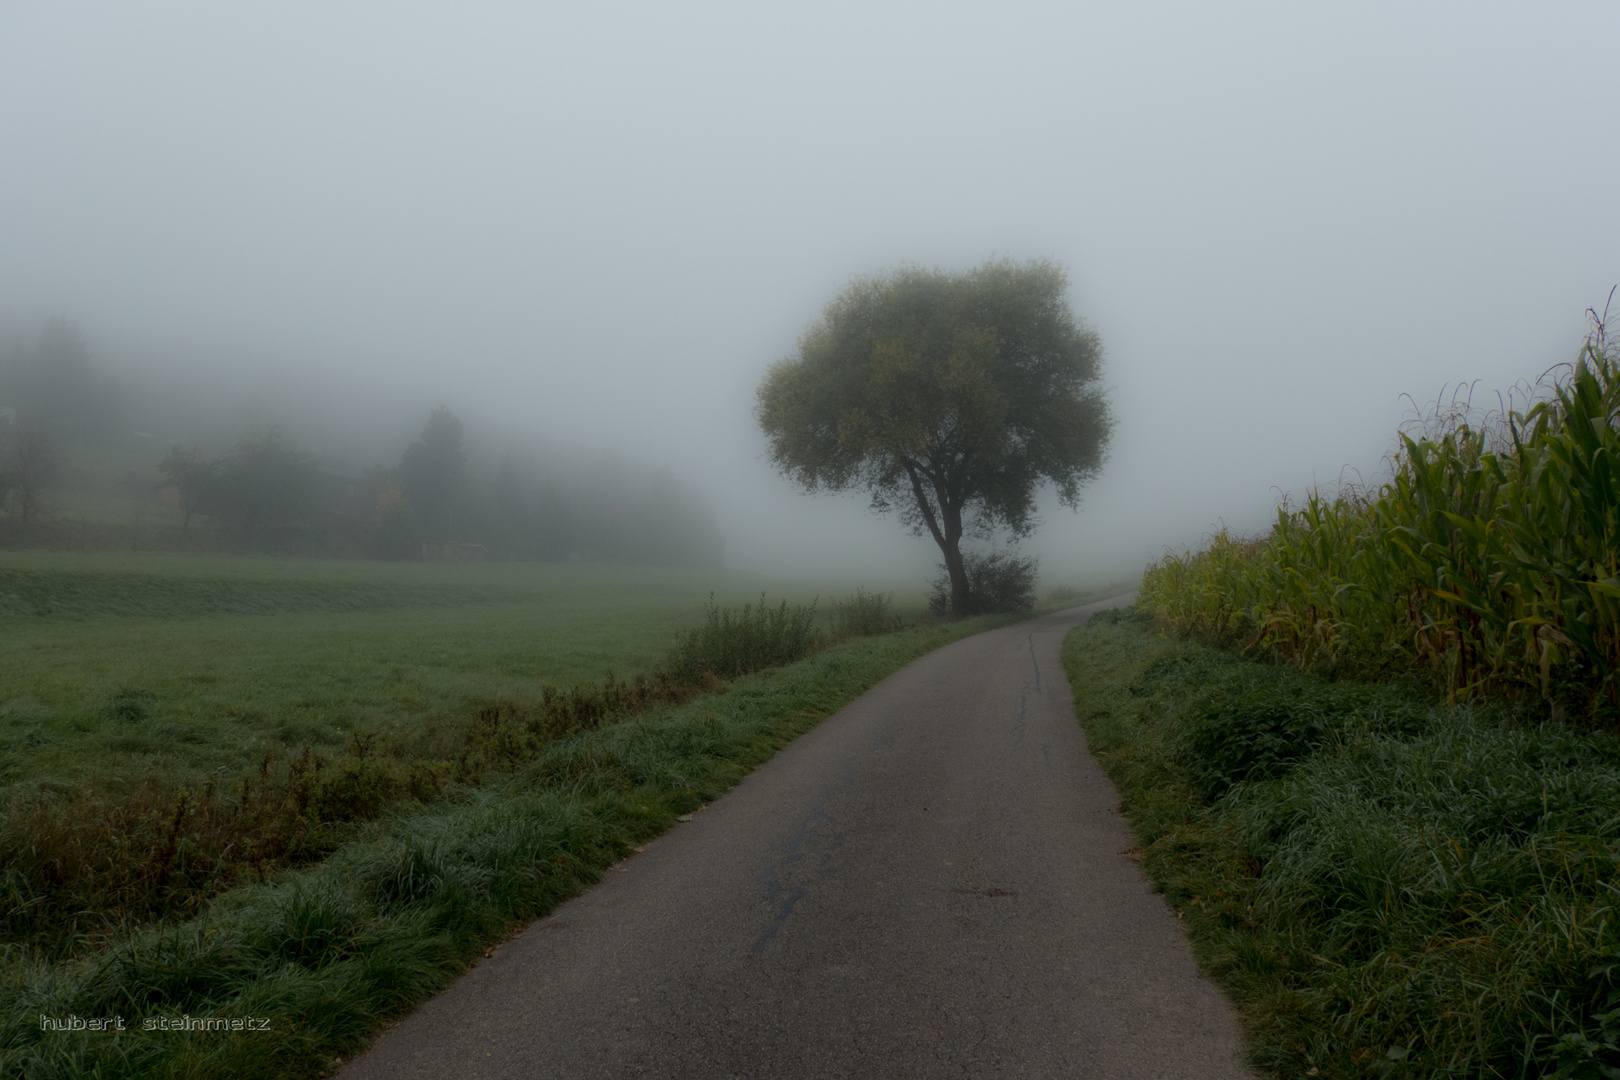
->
<box><xmin>0</xmin><ymin>552</ymin><xmax>852</xmax><ymax>797</ymax></box>
<box><xmin>1064</xmin><ymin>608</ymin><xmax>1620</xmax><ymax>1079</ymax></box>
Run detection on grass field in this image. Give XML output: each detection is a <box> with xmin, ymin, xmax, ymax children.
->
<box><xmin>0</xmin><ymin>551</ymin><xmax>917</xmax><ymax>795</ymax></box>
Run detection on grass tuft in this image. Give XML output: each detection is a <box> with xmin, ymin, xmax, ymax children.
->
<box><xmin>99</xmin><ymin>688</ymin><xmax>155</xmax><ymax>725</ymax></box>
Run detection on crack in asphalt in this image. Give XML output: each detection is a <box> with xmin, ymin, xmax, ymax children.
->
<box><xmin>751</xmin><ymin>754</ymin><xmax>859</xmax><ymax>953</ymax></box>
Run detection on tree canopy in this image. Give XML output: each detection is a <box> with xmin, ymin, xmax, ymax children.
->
<box><xmin>756</xmin><ymin>258</ymin><xmax>1111</xmax><ymax>614</ymax></box>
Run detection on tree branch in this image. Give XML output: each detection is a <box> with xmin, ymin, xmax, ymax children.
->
<box><xmin>902</xmin><ymin>458</ymin><xmax>948</xmax><ymax>551</ymax></box>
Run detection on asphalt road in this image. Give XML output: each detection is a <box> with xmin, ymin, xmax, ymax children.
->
<box><xmin>341</xmin><ymin>597</ymin><xmax>1252</xmax><ymax>1080</ymax></box>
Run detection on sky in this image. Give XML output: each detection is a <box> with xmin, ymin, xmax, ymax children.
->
<box><xmin>2</xmin><ymin>2</ymin><xmax>1617</xmax><ymax>584</ymax></box>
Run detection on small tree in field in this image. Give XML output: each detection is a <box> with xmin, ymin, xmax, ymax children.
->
<box><xmin>757</xmin><ymin>258</ymin><xmax>1111</xmax><ymax>616</ymax></box>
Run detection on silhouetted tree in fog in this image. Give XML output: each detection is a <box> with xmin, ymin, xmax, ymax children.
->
<box><xmin>757</xmin><ymin>259</ymin><xmax>1110</xmax><ymax>615</ymax></box>
<box><xmin>0</xmin><ymin>316</ymin><xmax>122</xmax><ymax>441</ymax></box>
<box><xmin>157</xmin><ymin>445</ymin><xmax>217</xmax><ymax>532</ymax></box>
<box><xmin>400</xmin><ymin>406</ymin><xmax>464</xmax><ymax>540</ymax></box>
<box><xmin>208</xmin><ymin>428</ymin><xmax>316</xmax><ymax>540</ymax></box>
<box><xmin>10</xmin><ymin>423</ymin><xmax>59</xmax><ymax>528</ymax></box>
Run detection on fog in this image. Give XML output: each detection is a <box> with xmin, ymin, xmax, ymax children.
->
<box><xmin>3</xmin><ymin>2</ymin><xmax>1617</xmax><ymax>585</ymax></box>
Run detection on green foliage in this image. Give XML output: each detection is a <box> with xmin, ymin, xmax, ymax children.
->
<box><xmin>828</xmin><ymin>587</ymin><xmax>908</xmax><ymax>638</ymax></box>
<box><xmin>757</xmin><ymin>258</ymin><xmax>1110</xmax><ymax>614</ymax></box>
<box><xmin>666</xmin><ymin>594</ymin><xmax>822</xmax><ymax>680</ymax></box>
<box><xmin>1157</xmin><ymin>661</ymin><xmax>1426</xmax><ymax>798</ymax></box>
<box><xmin>928</xmin><ymin>550</ymin><xmax>1038</xmax><ymax>616</ymax></box>
<box><xmin>195</xmin><ymin>427</ymin><xmax>319</xmax><ymax>542</ymax></box>
<box><xmin>1065</xmin><ymin>610</ymin><xmax>1620</xmax><ymax>1079</ymax></box>
<box><xmin>1141</xmin><ymin>328</ymin><xmax>1620</xmax><ymax>721</ymax></box>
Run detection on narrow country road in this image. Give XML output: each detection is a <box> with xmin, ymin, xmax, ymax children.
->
<box><xmin>341</xmin><ymin>597</ymin><xmax>1252</xmax><ymax>1079</ymax></box>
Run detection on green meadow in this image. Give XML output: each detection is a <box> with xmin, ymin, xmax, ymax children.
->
<box><xmin>0</xmin><ymin>551</ymin><xmax>900</xmax><ymax>796</ymax></box>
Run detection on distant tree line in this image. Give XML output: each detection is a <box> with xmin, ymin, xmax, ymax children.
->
<box><xmin>150</xmin><ymin>408</ymin><xmax>721</xmax><ymax>564</ymax></box>
<box><xmin>0</xmin><ymin>316</ymin><xmax>724</xmax><ymax>566</ymax></box>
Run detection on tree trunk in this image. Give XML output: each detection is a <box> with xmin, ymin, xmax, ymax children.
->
<box><xmin>940</xmin><ymin>498</ymin><xmax>970</xmax><ymax>617</ymax></box>
<box><xmin>902</xmin><ymin>458</ymin><xmax>972</xmax><ymax>617</ymax></box>
<box><xmin>940</xmin><ymin>536</ymin><xmax>971</xmax><ymax>617</ymax></box>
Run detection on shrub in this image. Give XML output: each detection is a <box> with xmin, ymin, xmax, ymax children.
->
<box><xmin>665</xmin><ymin>594</ymin><xmax>822</xmax><ymax>680</ymax></box>
<box><xmin>1146</xmin><ymin>660</ymin><xmax>1425</xmax><ymax>803</ymax></box>
<box><xmin>929</xmin><ymin>551</ymin><xmax>1038</xmax><ymax>616</ymax></box>
<box><xmin>828</xmin><ymin>588</ymin><xmax>907</xmax><ymax>639</ymax></box>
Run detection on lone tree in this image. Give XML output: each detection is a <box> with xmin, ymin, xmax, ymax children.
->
<box><xmin>757</xmin><ymin>259</ymin><xmax>1111</xmax><ymax>616</ymax></box>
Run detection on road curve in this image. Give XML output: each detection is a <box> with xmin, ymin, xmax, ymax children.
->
<box><xmin>341</xmin><ymin>597</ymin><xmax>1251</xmax><ymax>1080</ymax></box>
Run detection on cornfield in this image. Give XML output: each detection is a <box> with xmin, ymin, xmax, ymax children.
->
<box><xmin>1142</xmin><ymin>317</ymin><xmax>1620</xmax><ymax>720</ymax></box>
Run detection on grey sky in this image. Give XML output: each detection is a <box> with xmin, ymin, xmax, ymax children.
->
<box><xmin>3</xmin><ymin>2</ymin><xmax>1616</xmax><ymax>583</ymax></box>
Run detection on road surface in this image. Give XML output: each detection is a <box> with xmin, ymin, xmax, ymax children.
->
<box><xmin>341</xmin><ymin>596</ymin><xmax>1251</xmax><ymax>1079</ymax></box>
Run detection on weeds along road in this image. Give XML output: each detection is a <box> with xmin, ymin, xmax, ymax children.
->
<box><xmin>341</xmin><ymin>597</ymin><xmax>1251</xmax><ymax>1080</ymax></box>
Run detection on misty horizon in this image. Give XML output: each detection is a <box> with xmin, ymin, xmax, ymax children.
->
<box><xmin>3</xmin><ymin>2</ymin><xmax>1616</xmax><ymax>584</ymax></box>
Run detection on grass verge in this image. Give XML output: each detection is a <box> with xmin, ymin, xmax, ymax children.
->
<box><xmin>1063</xmin><ymin>608</ymin><xmax>1620</xmax><ymax>1080</ymax></box>
<box><xmin>6</xmin><ymin>610</ymin><xmax>1026</xmax><ymax>1080</ymax></box>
